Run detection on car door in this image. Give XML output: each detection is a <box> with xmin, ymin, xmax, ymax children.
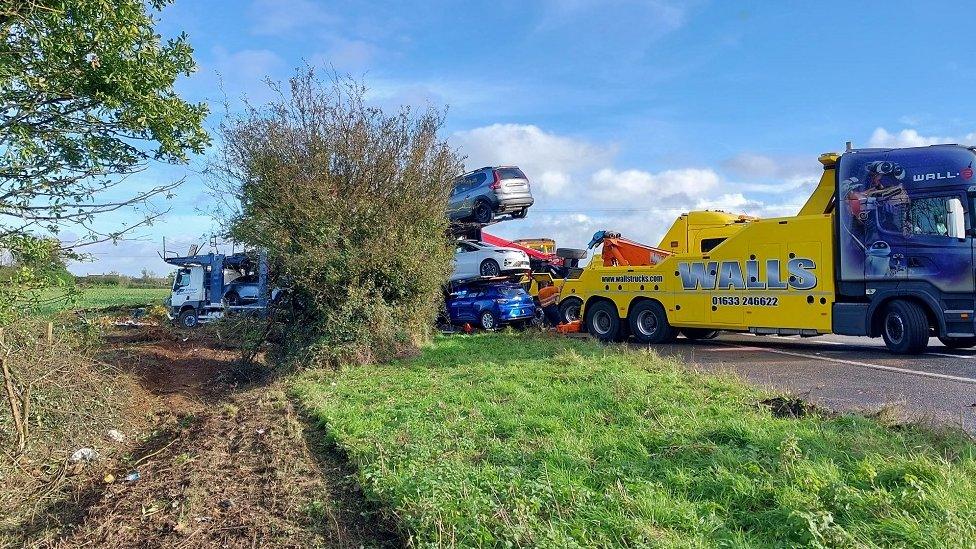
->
<box><xmin>459</xmin><ymin>173</ymin><xmax>485</xmax><ymax>214</ymax></box>
<box><xmin>448</xmin><ymin>290</ymin><xmax>468</xmax><ymax>322</ymax></box>
<box><xmin>447</xmin><ymin>178</ymin><xmax>468</xmax><ymax>220</ymax></box>
<box><xmin>453</xmin><ymin>241</ymin><xmax>480</xmax><ymax>280</ymax></box>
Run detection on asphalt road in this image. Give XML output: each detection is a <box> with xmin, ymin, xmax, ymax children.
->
<box><xmin>639</xmin><ymin>332</ymin><xmax>976</xmax><ymax>431</ymax></box>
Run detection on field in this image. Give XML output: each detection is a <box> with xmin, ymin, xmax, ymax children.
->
<box><xmin>294</xmin><ymin>333</ymin><xmax>976</xmax><ymax>547</ymax></box>
<box><xmin>37</xmin><ymin>286</ymin><xmax>169</xmax><ymax>315</ymax></box>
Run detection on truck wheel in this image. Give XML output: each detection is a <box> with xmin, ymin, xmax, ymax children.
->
<box><xmin>479</xmin><ymin>310</ymin><xmax>497</xmax><ymax>330</ymax></box>
<box><xmin>880</xmin><ymin>300</ymin><xmax>929</xmax><ymax>354</ymax></box>
<box><xmin>628</xmin><ymin>300</ymin><xmax>677</xmax><ymax>344</ymax></box>
<box><xmin>472</xmin><ymin>200</ymin><xmax>493</xmax><ymax>224</ymax></box>
<box><xmin>178</xmin><ymin>309</ymin><xmax>199</xmax><ymax>329</ymax></box>
<box><xmin>480</xmin><ymin>259</ymin><xmax>501</xmax><ymax>277</ymax></box>
<box><xmin>586</xmin><ymin>300</ymin><xmax>621</xmax><ymax>342</ymax></box>
<box><xmin>558</xmin><ymin>296</ymin><xmax>583</xmax><ymax>323</ymax></box>
<box><xmin>680</xmin><ymin>328</ymin><xmax>719</xmax><ymax>340</ymax></box>
<box><xmin>938</xmin><ymin>336</ymin><xmax>976</xmax><ymax>349</ymax></box>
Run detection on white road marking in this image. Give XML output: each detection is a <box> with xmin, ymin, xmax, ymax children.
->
<box><xmin>926</xmin><ymin>352</ymin><xmax>976</xmax><ymax>360</ymax></box>
<box><xmin>720</xmin><ymin>342</ymin><xmax>976</xmax><ymax>385</ymax></box>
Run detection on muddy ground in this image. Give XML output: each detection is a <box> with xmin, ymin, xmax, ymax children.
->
<box><xmin>31</xmin><ymin>324</ymin><xmax>398</xmax><ymax>548</ymax></box>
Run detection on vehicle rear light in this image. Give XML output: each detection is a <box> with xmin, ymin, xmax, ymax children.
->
<box><xmin>489</xmin><ymin>170</ymin><xmax>501</xmax><ymax>190</ymax></box>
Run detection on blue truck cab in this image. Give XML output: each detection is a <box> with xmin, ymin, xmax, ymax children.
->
<box><xmin>834</xmin><ymin>144</ymin><xmax>976</xmax><ymax>351</ymax></box>
<box><xmin>447</xmin><ymin>282</ymin><xmax>536</xmax><ymax>330</ymax></box>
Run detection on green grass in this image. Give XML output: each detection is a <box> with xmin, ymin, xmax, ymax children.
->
<box><xmin>294</xmin><ymin>333</ymin><xmax>976</xmax><ymax>548</ymax></box>
<box><xmin>36</xmin><ymin>286</ymin><xmax>169</xmax><ymax>314</ymax></box>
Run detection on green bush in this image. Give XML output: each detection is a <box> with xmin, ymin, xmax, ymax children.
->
<box><xmin>214</xmin><ymin>69</ymin><xmax>463</xmax><ymax>368</ymax></box>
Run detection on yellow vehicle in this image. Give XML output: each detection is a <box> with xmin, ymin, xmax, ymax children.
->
<box><xmin>563</xmin><ymin>145</ymin><xmax>976</xmax><ymax>354</ymax></box>
<box><xmin>513</xmin><ymin>238</ymin><xmax>556</xmax><ymax>255</ymax></box>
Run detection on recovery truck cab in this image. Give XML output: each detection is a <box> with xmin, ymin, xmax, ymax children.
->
<box><xmin>568</xmin><ymin>144</ymin><xmax>976</xmax><ymax>354</ymax></box>
<box><xmin>165</xmin><ymin>251</ymin><xmax>270</xmax><ymax>328</ymax></box>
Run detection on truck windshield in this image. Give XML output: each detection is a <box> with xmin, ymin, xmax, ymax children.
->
<box><xmin>174</xmin><ymin>270</ymin><xmax>191</xmax><ymax>289</ymax></box>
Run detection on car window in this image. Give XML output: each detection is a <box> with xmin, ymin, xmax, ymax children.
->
<box><xmin>498</xmin><ymin>286</ymin><xmax>521</xmax><ymax>297</ymax></box>
<box><xmin>455</xmin><ymin>241</ymin><xmax>477</xmax><ymax>253</ymax></box>
<box><xmin>496</xmin><ymin>167</ymin><xmax>526</xmax><ymax>180</ymax></box>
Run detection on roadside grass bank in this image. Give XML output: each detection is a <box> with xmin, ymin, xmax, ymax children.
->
<box><xmin>37</xmin><ymin>286</ymin><xmax>169</xmax><ymax>315</ymax></box>
<box><xmin>294</xmin><ymin>332</ymin><xmax>976</xmax><ymax>547</ymax></box>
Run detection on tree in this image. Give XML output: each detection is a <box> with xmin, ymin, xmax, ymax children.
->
<box><xmin>0</xmin><ymin>0</ymin><xmax>208</xmax><ymax>243</ymax></box>
<box><xmin>212</xmin><ymin>69</ymin><xmax>463</xmax><ymax>367</ymax></box>
<box><xmin>0</xmin><ymin>0</ymin><xmax>209</xmax><ymax>318</ymax></box>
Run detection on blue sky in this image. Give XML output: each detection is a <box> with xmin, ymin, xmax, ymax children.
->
<box><xmin>75</xmin><ymin>0</ymin><xmax>976</xmax><ymax>275</ymax></box>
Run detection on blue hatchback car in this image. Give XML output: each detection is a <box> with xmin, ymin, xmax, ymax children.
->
<box><xmin>446</xmin><ymin>283</ymin><xmax>536</xmax><ymax>330</ymax></box>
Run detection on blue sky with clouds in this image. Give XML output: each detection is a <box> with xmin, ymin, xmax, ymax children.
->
<box><xmin>74</xmin><ymin>0</ymin><xmax>976</xmax><ymax>275</ymax></box>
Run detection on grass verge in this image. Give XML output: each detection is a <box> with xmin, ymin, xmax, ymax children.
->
<box><xmin>37</xmin><ymin>286</ymin><xmax>169</xmax><ymax>315</ymax></box>
<box><xmin>294</xmin><ymin>333</ymin><xmax>976</xmax><ymax>547</ymax></box>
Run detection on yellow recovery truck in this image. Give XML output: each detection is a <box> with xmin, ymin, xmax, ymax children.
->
<box><xmin>562</xmin><ymin>144</ymin><xmax>976</xmax><ymax>354</ymax></box>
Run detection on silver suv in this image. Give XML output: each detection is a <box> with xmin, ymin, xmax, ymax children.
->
<box><xmin>448</xmin><ymin>166</ymin><xmax>534</xmax><ymax>224</ymax></box>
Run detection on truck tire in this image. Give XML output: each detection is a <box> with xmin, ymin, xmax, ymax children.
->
<box><xmin>585</xmin><ymin>300</ymin><xmax>621</xmax><ymax>342</ymax></box>
<box><xmin>938</xmin><ymin>336</ymin><xmax>976</xmax><ymax>349</ymax></box>
<box><xmin>558</xmin><ymin>296</ymin><xmax>583</xmax><ymax>323</ymax></box>
<box><xmin>628</xmin><ymin>300</ymin><xmax>677</xmax><ymax>344</ymax></box>
<box><xmin>178</xmin><ymin>309</ymin><xmax>199</xmax><ymax>329</ymax></box>
<box><xmin>880</xmin><ymin>300</ymin><xmax>929</xmax><ymax>354</ymax></box>
<box><xmin>556</xmin><ymin>248</ymin><xmax>587</xmax><ymax>260</ymax></box>
<box><xmin>472</xmin><ymin>200</ymin><xmax>493</xmax><ymax>224</ymax></box>
<box><xmin>681</xmin><ymin>328</ymin><xmax>719</xmax><ymax>340</ymax></box>
<box><xmin>480</xmin><ymin>259</ymin><xmax>501</xmax><ymax>277</ymax></box>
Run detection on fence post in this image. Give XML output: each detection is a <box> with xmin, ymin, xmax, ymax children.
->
<box><xmin>45</xmin><ymin>322</ymin><xmax>53</xmax><ymax>344</ymax></box>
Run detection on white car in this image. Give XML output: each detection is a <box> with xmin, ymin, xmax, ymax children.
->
<box><xmin>452</xmin><ymin>240</ymin><xmax>530</xmax><ymax>281</ymax></box>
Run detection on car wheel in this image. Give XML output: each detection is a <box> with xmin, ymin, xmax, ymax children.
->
<box><xmin>479</xmin><ymin>310</ymin><xmax>497</xmax><ymax>330</ymax></box>
<box><xmin>472</xmin><ymin>200</ymin><xmax>493</xmax><ymax>224</ymax></box>
<box><xmin>585</xmin><ymin>300</ymin><xmax>621</xmax><ymax>342</ymax></box>
<box><xmin>880</xmin><ymin>300</ymin><xmax>929</xmax><ymax>354</ymax></box>
<box><xmin>480</xmin><ymin>259</ymin><xmax>501</xmax><ymax>277</ymax></box>
<box><xmin>558</xmin><ymin>296</ymin><xmax>583</xmax><ymax>323</ymax></box>
<box><xmin>680</xmin><ymin>328</ymin><xmax>719</xmax><ymax>340</ymax></box>
<box><xmin>511</xmin><ymin>208</ymin><xmax>527</xmax><ymax>219</ymax></box>
<box><xmin>628</xmin><ymin>300</ymin><xmax>676</xmax><ymax>344</ymax></box>
<box><xmin>938</xmin><ymin>336</ymin><xmax>976</xmax><ymax>349</ymax></box>
<box><xmin>225</xmin><ymin>292</ymin><xmax>240</xmax><ymax>306</ymax></box>
<box><xmin>178</xmin><ymin>309</ymin><xmax>199</xmax><ymax>329</ymax></box>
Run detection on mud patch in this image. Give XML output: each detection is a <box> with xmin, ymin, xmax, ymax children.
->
<box><xmin>52</xmin><ymin>384</ymin><xmax>399</xmax><ymax>548</ymax></box>
<box><xmin>760</xmin><ymin>396</ymin><xmax>813</xmax><ymax>419</ymax></box>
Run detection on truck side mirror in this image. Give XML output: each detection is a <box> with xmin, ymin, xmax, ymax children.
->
<box><xmin>947</xmin><ymin>197</ymin><xmax>966</xmax><ymax>240</ymax></box>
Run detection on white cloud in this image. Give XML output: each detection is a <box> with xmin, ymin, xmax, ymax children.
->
<box><xmin>248</xmin><ymin>0</ymin><xmax>333</xmax><ymax>36</ymax></box>
<box><xmin>866</xmin><ymin>127</ymin><xmax>976</xmax><ymax>148</ymax></box>
<box><xmin>590</xmin><ymin>167</ymin><xmax>720</xmax><ymax>198</ymax></box>
<box><xmin>310</xmin><ymin>38</ymin><xmax>381</xmax><ymax>72</ymax></box>
<box><xmin>453</xmin><ymin>124</ymin><xmax>614</xmax><ymax>173</ymax></box>
<box><xmin>208</xmin><ymin>47</ymin><xmax>285</xmax><ymax>103</ymax></box>
<box><xmin>867</xmin><ymin>128</ymin><xmax>954</xmax><ymax>148</ymax></box>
